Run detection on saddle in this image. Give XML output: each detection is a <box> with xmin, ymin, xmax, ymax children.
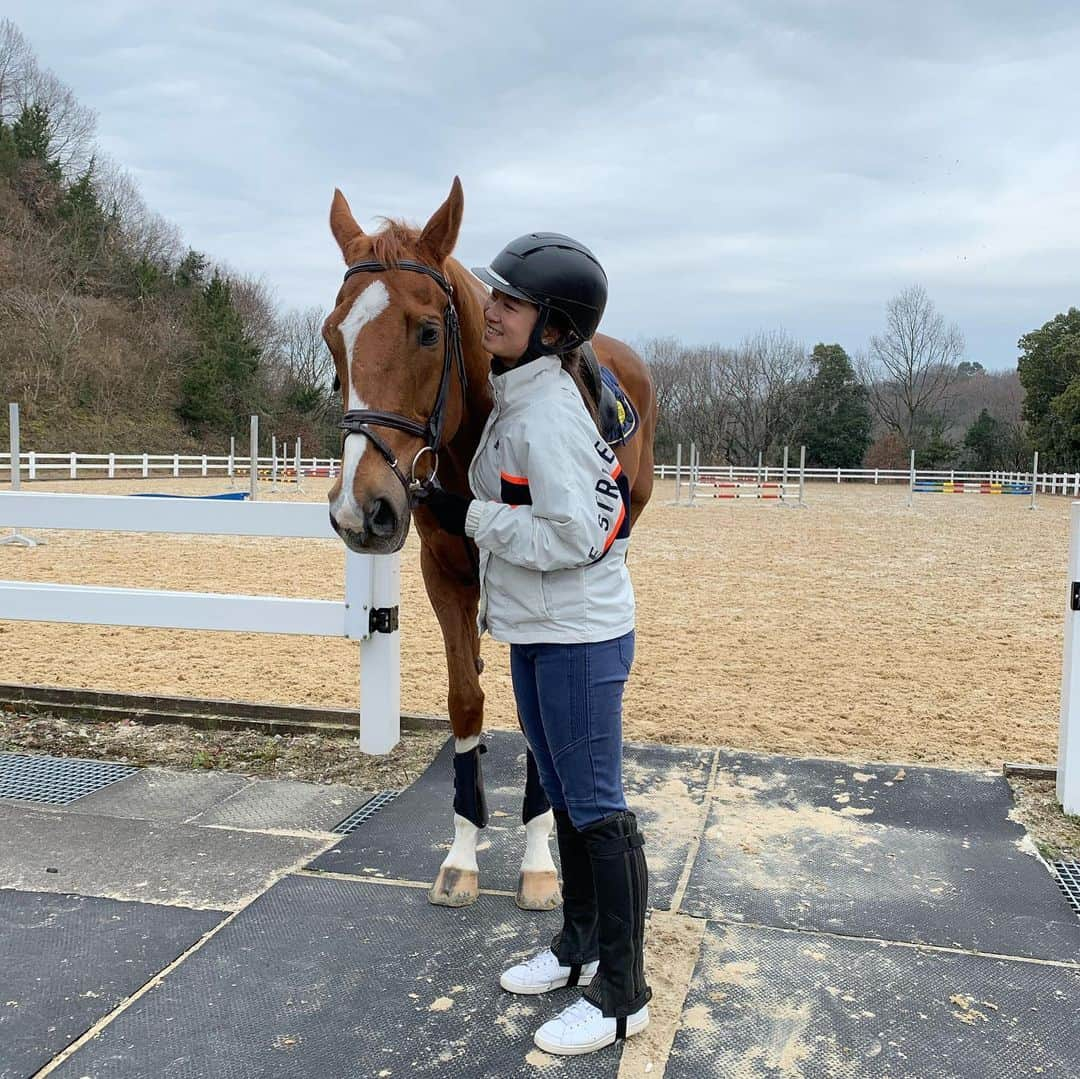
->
<box><xmin>578</xmin><ymin>342</ymin><xmax>639</xmax><ymax>447</ymax></box>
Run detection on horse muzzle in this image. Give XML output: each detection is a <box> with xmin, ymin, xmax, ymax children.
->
<box><xmin>329</xmin><ymin>494</ymin><xmax>410</xmax><ymax>554</ymax></box>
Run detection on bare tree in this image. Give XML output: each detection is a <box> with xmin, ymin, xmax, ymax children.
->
<box><xmin>862</xmin><ymin>285</ymin><xmax>964</xmax><ymax>450</ymax></box>
<box><xmin>0</xmin><ymin>20</ymin><xmax>96</xmax><ymax>174</ymax></box>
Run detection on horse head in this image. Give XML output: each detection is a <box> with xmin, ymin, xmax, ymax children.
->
<box><xmin>323</xmin><ymin>177</ymin><xmax>475</xmax><ymax>554</ymax></box>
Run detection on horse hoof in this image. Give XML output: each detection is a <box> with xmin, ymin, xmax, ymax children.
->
<box><xmin>516</xmin><ymin>869</ymin><xmax>562</xmax><ymax>911</ymax></box>
<box><xmin>428</xmin><ymin>866</ymin><xmax>479</xmax><ymax>908</ymax></box>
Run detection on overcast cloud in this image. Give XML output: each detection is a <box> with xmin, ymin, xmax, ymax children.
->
<box><xmin>7</xmin><ymin>1</ymin><xmax>1079</xmax><ymax>369</ymax></box>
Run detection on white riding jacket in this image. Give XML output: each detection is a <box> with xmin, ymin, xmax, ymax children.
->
<box><xmin>464</xmin><ymin>354</ymin><xmax>635</xmax><ymax>644</ymax></box>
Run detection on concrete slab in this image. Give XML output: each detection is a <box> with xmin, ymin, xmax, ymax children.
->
<box><xmin>186</xmin><ymin>777</ymin><xmax>372</xmax><ymax>834</ymax></box>
<box><xmin>66</xmin><ymin>768</ymin><xmax>247</xmax><ymax>823</ymax></box>
<box><xmin>0</xmin><ymin>805</ymin><xmax>333</xmax><ymax>910</ymax></box>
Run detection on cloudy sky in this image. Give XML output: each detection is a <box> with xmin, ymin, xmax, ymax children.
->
<box><xmin>8</xmin><ymin>1</ymin><xmax>1079</xmax><ymax>369</ymax></box>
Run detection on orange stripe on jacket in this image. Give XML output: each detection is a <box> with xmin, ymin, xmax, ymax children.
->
<box><xmin>500</xmin><ymin>471</ymin><xmax>529</xmax><ymax>485</ymax></box>
<box><xmin>603</xmin><ymin>501</ymin><xmax>627</xmax><ymax>553</ymax></box>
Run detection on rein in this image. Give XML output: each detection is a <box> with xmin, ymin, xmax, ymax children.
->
<box><xmin>337</xmin><ymin>259</ymin><xmax>468</xmax><ymax>497</ymax></box>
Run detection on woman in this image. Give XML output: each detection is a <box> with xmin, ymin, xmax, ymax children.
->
<box><xmin>417</xmin><ymin>233</ymin><xmax>651</xmax><ymax>1056</ymax></box>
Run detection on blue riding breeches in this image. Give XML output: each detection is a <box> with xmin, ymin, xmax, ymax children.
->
<box><xmin>509</xmin><ymin>631</ymin><xmax>634</xmax><ymax>830</ymax></box>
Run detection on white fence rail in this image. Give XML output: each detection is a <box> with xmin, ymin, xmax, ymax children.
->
<box><xmin>0</xmin><ymin>452</ymin><xmax>340</xmax><ymax>481</ymax></box>
<box><xmin>0</xmin><ymin>492</ymin><xmax>401</xmax><ymax>754</ymax></box>
<box><xmin>655</xmin><ymin>462</ymin><xmax>1080</xmax><ymax>495</ymax></box>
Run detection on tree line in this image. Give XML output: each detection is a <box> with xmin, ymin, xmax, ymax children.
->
<box><xmin>642</xmin><ymin>285</ymin><xmax>1076</xmax><ymax>472</ymax></box>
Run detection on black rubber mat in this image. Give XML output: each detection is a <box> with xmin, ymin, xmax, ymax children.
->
<box><xmin>54</xmin><ymin>874</ymin><xmax>622</xmax><ymax>1078</ymax></box>
<box><xmin>0</xmin><ymin>888</ymin><xmax>223</xmax><ymax>1079</ymax></box>
<box><xmin>308</xmin><ymin>731</ymin><xmax>714</xmax><ymax>908</ymax></box>
<box><xmin>681</xmin><ymin>750</ymin><xmax>1080</xmax><ymax>961</ymax></box>
<box><xmin>665</xmin><ymin>920</ymin><xmax>1080</xmax><ymax>1079</ymax></box>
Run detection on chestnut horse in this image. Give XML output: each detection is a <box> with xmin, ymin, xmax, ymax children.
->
<box><xmin>323</xmin><ymin>177</ymin><xmax>656</xmax><ymax>908</ymax></box>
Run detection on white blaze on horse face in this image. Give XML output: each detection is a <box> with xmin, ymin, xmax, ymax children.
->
<box><xmin>331</xmin><ymin>281</ymin><xmax>391</xmax><ymax>528</ymax></box>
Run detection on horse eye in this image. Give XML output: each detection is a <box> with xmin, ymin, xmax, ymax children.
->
<box><xmin>420</xmin><ymin>324</ymin><xmax>439</xmax><ymax>347</ymax></box>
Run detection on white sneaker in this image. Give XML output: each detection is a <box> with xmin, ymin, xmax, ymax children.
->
<box><xmin>500</xmin><ymin>948</ymin><xmax>599</xmax><ymax>995</ymax></box>
<box><xmin>534</xmin><ymin>997</ymin><xmax>650</xmax><ymax>1055</ymax></box>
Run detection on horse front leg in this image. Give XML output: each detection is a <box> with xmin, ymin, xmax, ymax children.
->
<box><xmin>422</xmin><ymin>542</ymin><xmax>487</xmax><ymax>908</ymax></box>
<box><xmin>517</xmin><ymin>747</ymin><xmax>561</xmax><ymax>910</ymax></box>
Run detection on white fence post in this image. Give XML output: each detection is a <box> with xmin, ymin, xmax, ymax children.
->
<box><xmin>250</xmin><ymin>415</ymin><xmax>259</xmax><ymax>502</ymax></box>
<box><xmin>8</xmin><ymin>404</ymin><xmax>19</xmax><ymax>491</ymax></box>
<box><xmin>173</xmin><ymin>453</ymin><xmax>179</xmax><ymax>478</ymax></box>
<box><xmin>356</xmin><ymin>555</ymin><xmax>401</xmax><ymax>754</ymax></box>
<box><xmin>1058</xmin><ymin>502</ymin><xmax>1080</xmax><ymax>814</ymax></box>
<box><xmin>142</xmin><ymin>453</ymin><xmax>148</xmax><ymax>478</ymax></box>
<box><xmin>70</xmin><ymin>452</ymin><xmax>77</xmax><ymax>480</ymax></box>
<box><xmin>907</xmin><ymin>449</ymin><xmax>915</xmax><ymax>508</ymax></box>
<box><xmin>108</xmin><ymin>453</ymin><xmax>115</xmax><ymax>480</ymax></box>
<box><xmin>674</xmin><ymin>443</ymin><xmax>682</xmax><ymax>505</ymax></box>
<box><xmin>1030</xmin><ymin>451</ymin><xmax>1039</xmax><ymax>511</ymax></box>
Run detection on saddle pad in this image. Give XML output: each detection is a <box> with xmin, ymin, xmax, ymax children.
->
<box><xmin>600</xmin><ymin>366</ymin><xmax>640</xmax><ymax>446</ymax></box>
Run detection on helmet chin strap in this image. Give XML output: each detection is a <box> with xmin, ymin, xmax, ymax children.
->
<box><xmin>516</xmin><ymin>307</ymin><xmax>583</xmax><ymax>364</ymax></box>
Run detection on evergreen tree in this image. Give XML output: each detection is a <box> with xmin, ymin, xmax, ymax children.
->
<box><xmin>177</xmin><ymin>272</ymin><xmax>261</xmax><ymax>437</ymax></box>
<box><xmin>793</xmin><ymin>343</ymin><xmax>873</xmax><ymax>466</ymax></box>
<box><xmin>963</xmin><ymin>409</ymin><xmax>1004</xmax><ymax>469</ymax></box>
<box><xmin>1017</xmin><ymin>307</ymin><xmax>1080</xmax><ymax>467</ymax></box>
<box><xmin>12</xmin><ymin>102</ymin><xmax>61</xmax><ymax>180</ymax></box>
<box><xmin>173</xmin><ymin>249</ymin><xmax>207</xmax><ymax>290</ymax></box>
<box><xmin>58</xmin><ymin>158</ymin><xmax>108</xmax><ymax>261</ymax></box>
<box><xmin>0</xmin><ymin>119</ymin><xmax>17</xmax><ymax>178</ymax></box>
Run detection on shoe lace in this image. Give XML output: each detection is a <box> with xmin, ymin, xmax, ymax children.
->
<box><xmin>522</xmin><ymin>948</ymin><xmax>558</xmax><ymax>974</ymax></box>
<box><xmin>561</xmin><ymin>997</ymin><xmax>602</xmax><ymax>1029</ymax></box>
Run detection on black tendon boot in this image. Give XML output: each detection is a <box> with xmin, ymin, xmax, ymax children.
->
<box><xmin>549</xmin><ymin>810</ymin><xmax>599</xmax><ymax>982</ymax></box>
<box><xmin>581</xmin><ymin>811</ymin><xmax>652</xmax><ymax>1027</ymax></box>
<box><xmin>453</xmin><ymin>743</ymin><xmax>488</xmax><ymax>828</ymax></box>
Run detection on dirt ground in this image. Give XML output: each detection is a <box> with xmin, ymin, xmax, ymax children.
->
<box><xmin>0</xmin><ymin>475</ymin><xmax>1072</xmax><ymax>769</ymax></box>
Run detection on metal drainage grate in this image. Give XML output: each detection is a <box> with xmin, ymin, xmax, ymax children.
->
<box><xmin>332</xmin><ymin>790</ymin><xmax>401</xmax><ymax>834</ymax></box>
<box><xmin>1052</xmin><ymin>861</ymin><xmax>1080</xmax><ymax>917</ymax></box>
<box><xmin>0</xmin><ymin>752</ymin><xmax>139</xmax><ymax>805</ymax></box>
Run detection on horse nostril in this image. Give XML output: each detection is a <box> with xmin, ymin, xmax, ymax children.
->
<box><xmin>366</xmin><ymin>498</ymin><xmax>398</xmax><ymax>538</ymax></box>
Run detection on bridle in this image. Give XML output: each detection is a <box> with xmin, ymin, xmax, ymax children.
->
<box><xmin>336</xmin><ymin>259</ymin><xmax>468</xmax><ymax>497</ymax></box>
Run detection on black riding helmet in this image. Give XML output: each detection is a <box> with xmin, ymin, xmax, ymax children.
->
<box><xmin>472</xmin><ymin>233</ymin><xmax>608</xmax><ymax>359</ymax></box>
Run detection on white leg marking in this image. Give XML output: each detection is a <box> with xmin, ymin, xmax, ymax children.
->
<box><xmin>442</xmin><ymin>812</ymin><xmax>480</xmax><ymax>872</ymax></box>
<box><xmin>455</xmin><ymin>735</ymin><xmax>480</xmax><ymax>754</ymax></box>
<box><xmin>521</xmin><ymin>809</ymin><xmax>557</xmax><ymax>874</ymax></box>
<box><xmin>331</xmin><ymin>281</ymin><xmax>390</xmax><ymax>529</ymax></box>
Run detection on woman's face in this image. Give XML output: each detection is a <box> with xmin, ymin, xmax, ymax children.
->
<box><xmin>483</xmin><ymin>289</ymin><xmax>539</xmax><ymax>360</ymax></box>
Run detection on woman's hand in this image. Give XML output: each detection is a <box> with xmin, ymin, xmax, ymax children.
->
<box><xmin>413</xmin><ymin>482</ymin><xmax>472</xmax><ymax>536</ymax></box>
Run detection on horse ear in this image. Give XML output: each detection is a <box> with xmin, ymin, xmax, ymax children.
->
<box><xmin>418</xmin><ymin>176</ymin><xmax>464</xmax><ymax>266</ymax></box>
<box><xmin>329</xmin><ymin>188</ymin><xmax>365</xmax><ymax>262</ymax></box>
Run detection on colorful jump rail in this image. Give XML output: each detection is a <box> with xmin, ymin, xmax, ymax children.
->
<box><xmin>692</xmin><ymin>481</ymin><xmax>799</xmax><ymax>501</ymax></box>
<box><xmin>913</xmin><ymin>481</ymin><xmax>1033</xmax><ymax>495</ymax></box>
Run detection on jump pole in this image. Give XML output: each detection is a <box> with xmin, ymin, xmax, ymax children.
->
<box><xmin>0</xmin><ymin>404</ymin><xmax>40</xmax><ymax>547</ymax></box>
<box><xmin>1030</xmin><ymin>451</ymin><xmax>1039</xmax><ymax>511</ymax></box>
<box><xmin>249</xmin><ymin>415</ymin><xmax>259</xmax><ymax>501</ymax></box>
<box><xmin>689</xmin><ymin>442</ymin><xmax>698</xmax><ymax>505</ymax></box>
<box><xmin>798</xmin><ymin>444</ymin><xmax>806</xmax><ymax>507</ymax></box>
<box><xmin>782</xmin><ymin>445</ymin><xmax>789</xmax><ymax>487</ymax></box>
